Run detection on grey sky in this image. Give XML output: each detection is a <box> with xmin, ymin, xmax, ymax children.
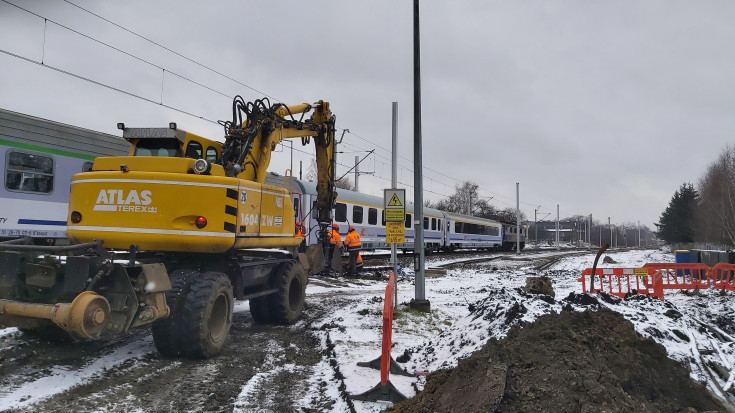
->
<box><xmin>1</xmin><ymin>1</ymin><xmax>733</xmax><ymax>229</ymax></box>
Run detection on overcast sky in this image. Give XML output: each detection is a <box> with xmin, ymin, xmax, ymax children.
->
<box><xmin>1</xmin><ymin>1</ymin><xmax>734</xmax><ymax>229</ymax></box>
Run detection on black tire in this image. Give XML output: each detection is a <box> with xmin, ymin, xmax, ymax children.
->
<box><xmin>270</xmin><ymin>261</ymin><xmax>307</xmax><ymax>325</ymax></box>
<box><xmin>249</xmin><ymin>295</ymin><xmax>274</xmax><ymax>324</ymax></box>
<box><xmin>151</xmin><ymin>269</ymin><xmax>198</xmax><ymax>358</ymax></box>
<box><xmin>179</xmin><ymin>271</ymin><xmax>234</xmax><ymax>358</ymax></box>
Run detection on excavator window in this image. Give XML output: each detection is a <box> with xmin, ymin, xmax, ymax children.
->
<box><xmin>185</xmin><ymin>141</ymin><xmax>203</xmax><ymax>159</ymax></box>
<box><xmin>205</xmin><ymin>146</ymin><xmax>218</xmax><ymax>162</ymax></box>
<box><xmin>133</xmin><ymin>138</ymin><xmax>182</xmax><ymax>157</ymax></box>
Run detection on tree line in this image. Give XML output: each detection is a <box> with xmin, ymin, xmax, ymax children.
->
<box><xmin>657</xmin><ymin>146</ymin><xmax>735</xmax><ymax>247</ymax></box>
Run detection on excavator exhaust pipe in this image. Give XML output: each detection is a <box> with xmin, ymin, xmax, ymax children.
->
<box><xmin>0</xmin><ymin>291</ymin><xmax>111</xmax><ymax>339</ymax></box>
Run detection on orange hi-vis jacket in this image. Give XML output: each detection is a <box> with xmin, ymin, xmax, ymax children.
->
<box><xmin>344</xmin><ymin>231</ymin><xmax>362</xmax><ymax>250</ymax></box>
<box><xmin>295</xmin><ymin>228</ymin><xmax>304</xmax><ymax>238</ymax></box>
<box><xmin>329</xmin><ymin>229</ymin><xmax>341</xmax><ymax>245</ymax></box>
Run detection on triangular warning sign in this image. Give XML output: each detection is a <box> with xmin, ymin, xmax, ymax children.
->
<box><xmin>388</xmin><ymin>194</ymin><xmax>402</xmax><ymax>206</ymax></box>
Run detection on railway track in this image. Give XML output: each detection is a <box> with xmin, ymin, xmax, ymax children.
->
<box><xmin>688</xmin><ymin>317</ymin><xmax>735</xmax><ymax>411</ymax></box>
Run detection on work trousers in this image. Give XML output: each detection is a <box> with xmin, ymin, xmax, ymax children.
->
<box><xmin>348</xmin><ymin>249</ymin><xmax>360</xmax><ymax>277</ymax></box>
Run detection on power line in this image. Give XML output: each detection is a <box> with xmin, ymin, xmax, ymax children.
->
<box><xmin>0</xmin><ymin>48</ymin><xmax>220</xmax><ymax>124</ymax></box>
<box><xmin>62</xmin><ymin>0</ymin><xmax>277</xmax><ymax>101</ymax></box>
<box><xmin>7</xmin><ymin>1</ymin><xmax>546</xmax><ymax>211</ymax></box>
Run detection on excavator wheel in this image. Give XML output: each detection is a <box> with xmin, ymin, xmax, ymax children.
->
<box><xmin>151</xmin><ymin>269</ymin><xmax>198</xmax><ymax>358</ymax></box>
<box><xmin>178</xmin><ymin>271</ymin><xmax>234</xmax><ymax>358</ymax></box>
<box><xmin>270</xmin><ymin>261</ymin><xmax>307</xmax><ymax>325</ymax></box>
<box><xmin>249</xmin><ymin>296</ymin><xmax>274</xmax><ymax>324</ymax></box>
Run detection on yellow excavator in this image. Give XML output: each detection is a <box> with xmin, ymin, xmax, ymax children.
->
<box><xmin>0</xmin><ymin>97</ymin><xmax>337</xmax><ymax>358</ymax></box>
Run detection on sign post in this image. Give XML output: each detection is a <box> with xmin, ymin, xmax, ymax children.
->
<box><xmin>385</xmin><ymin>188</ymin><xmax>405</xmax><ymax>308</ymax></box>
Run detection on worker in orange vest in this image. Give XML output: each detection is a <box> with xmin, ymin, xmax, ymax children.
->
<box><xmin>294</xmin><ymin>221</ymin><xmax>306</xmax><ymax>252</ymax></box>
<box><xmin>343</xmin><ymin>226</ymin><xmax>362</xmax><ymax>277</ymax></box>
<box><xmin>326</xmin><ymin>224</ymin><xmax>341</xmax><ymax>275</ymax></box>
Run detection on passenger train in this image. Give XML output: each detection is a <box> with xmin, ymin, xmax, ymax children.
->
<box><xmin>265</xmin><ymin>174</ymin><xmax>528</xmax><ymax>252</ymax></box>
<box><xmin>1</xmin><ymin>107</ymin><xmax>527</xmax><ymax>251</ymax></box>
<box><xmin>0</xmin><ymin>109</ymin><xmax>129</xmax><ymax>242</ymax></box>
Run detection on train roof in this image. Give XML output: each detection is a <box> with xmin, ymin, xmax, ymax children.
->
<box><xmin>263</xmin><ymin>174</ymin><xmax>445</xmax><ymax>217</ymax></box>
<box><xmin>0</xmin><ymin>108</ymin><xmax>129</xmax><ymax>158</ymax></box>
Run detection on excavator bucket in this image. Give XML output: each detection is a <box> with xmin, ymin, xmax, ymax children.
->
<box><xmin>300</xmin><ymin>245</ymin><xmax>324</xmax><ymax>276</ymax></box>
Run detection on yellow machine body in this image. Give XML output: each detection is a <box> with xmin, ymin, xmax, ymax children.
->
<box><xmin>68</xmin><ymin>158</ymin><xmax>300</xmax><ymax>253</ymax></box>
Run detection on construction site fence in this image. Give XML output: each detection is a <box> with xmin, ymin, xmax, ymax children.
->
<box><xmin>578</xmin><ymin>263</ymin><xmax>735</xmax><ymax>300</ymax></box>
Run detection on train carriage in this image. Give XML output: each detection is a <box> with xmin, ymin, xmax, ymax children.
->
<box><xmin>444</xmin><ymin>211</ymin><xmax>503</xmax><ymax>251</ymax></box>
<box><xmin>0</xmin><ymin>109</ymin><xmax>128</xmax><ymax>242</ymax></box>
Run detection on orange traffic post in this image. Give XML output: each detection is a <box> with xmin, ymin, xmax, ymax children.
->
<box><xmin>351</xmin><ymin>272</ymin><xmax>409</xmax><ymax>403</ymax></box>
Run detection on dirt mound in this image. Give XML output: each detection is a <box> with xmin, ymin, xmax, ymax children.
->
<box><xmin>386</xmin><ymin>308</ymin><xmax>724</xmax><ymax>413</ymax></box>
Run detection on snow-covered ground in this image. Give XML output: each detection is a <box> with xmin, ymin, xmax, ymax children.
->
<box><xmin>1</xmin><ymin>247</ymin><xmax>733</xmax><ymax>412</ymax></box>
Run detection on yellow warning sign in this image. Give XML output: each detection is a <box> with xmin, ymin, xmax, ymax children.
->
<box><xmin>384</xmin><ymin>189</ymin><xmax>406</xmax><ymax>222</ymax></box>
<box><xmin>634</xmin><ymin>268</ymin><xmax>648</xmax><ymax>277</ymax></box>
<box><xmin>388</xmin><ymin>194</ymin><xmax>402</xmax><ymax>207</ymax></box>
<box><xmin>386</xmin><ymin>221</ymin><xmax>405</xmax><ymax>244</ymax></box>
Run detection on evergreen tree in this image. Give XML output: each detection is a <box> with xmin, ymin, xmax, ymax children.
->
<box><xmin>655</xmin><ymin>183</ymin><xmax>699</xmax><ymax>244</ymax></box>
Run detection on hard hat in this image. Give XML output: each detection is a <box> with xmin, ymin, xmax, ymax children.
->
<box><xmin>295</xmin><ymin>221</ymin><xmax>301</xmax><ymax>227</ymax></box>
<box><xmin>349</xmin><ymin>226</ymin><xmax>355</xmax><ymax>232</ymax></box>
<box><xmin>333</xmin><ymin>224</ymin><xmax>339</xmax><ymax>230</ymax></box>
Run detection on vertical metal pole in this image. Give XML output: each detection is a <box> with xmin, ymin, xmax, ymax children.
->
<box><xmin>516</xmin><ymin>182</ymin><xmax>520</xmax><ymax>254</ymax></box>
<box><xmin>391</xmin><ymin>102</ymin><xmax>398</xmax><ymax>308</ymax></box>
<box><xmin>534</xmin><ymin>208</ymin><xmax>538</xmax><ymax>246</ymax></box>
<box><xmin>638</xmin><ymin>221</ymin><xmax>641</xmax><ymax>248</ymax></box>
<box><xmin>413</xmin><ymin>0</ymin><xmax>427</xmax><ymax>308</ymax></box>
<box><xmin>289</xmin><ymin>140</ymin><xmax>293</xmax><ymax>176</ymax></box>
<box><xmin>609</xmin><ymin>217</ymin><xmax>612</xmax><ymax>247</ymax></box>
<box><xmin>299</xmin><ymin>160</ymin><xmax>302</xmax><ymax>180</ymax></box>
<box><xmin>354</xmin><ymin>156</ymin><xmax>360</xmax><ymax>192</ymax></box>
<box><xmin>589</xmin><ymin>214</ymin><xmax>592</xmax><ymax>247</ymax></box>
<box><xmin>555</xmin><ymin>204</ymin><xmax>559</xmax><ymax>248</ymax></box>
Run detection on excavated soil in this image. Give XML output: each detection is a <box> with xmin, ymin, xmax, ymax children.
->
<box><xmin>386</xmin><ymin>307</ymin><xmax>725</xmax><ymax>413</ymax></box>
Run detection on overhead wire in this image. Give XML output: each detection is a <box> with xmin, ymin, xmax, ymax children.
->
<box><xmin>4</xmin><ymin>0</ymin><xmax>541</xmax><ymax>212</ymax></box>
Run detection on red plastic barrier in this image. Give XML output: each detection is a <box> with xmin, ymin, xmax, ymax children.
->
<box><xmin>711</xmin><ymin>263</ymin><xmax>735</xmax><ymax>291</ymax></box>
<box><xmin>579</xmin><ymin>267</ymin><xmax>663</xmax><ymax>300</ymax></box>
<box><xmin>381</xmin><ymin>272</ymin><xmax>395</xmax><ymax>386</ymax></box>
<box><xmin>642</xmin><ymin>263</ymin><xmax>710</xmax><ymax>290</ymax></box>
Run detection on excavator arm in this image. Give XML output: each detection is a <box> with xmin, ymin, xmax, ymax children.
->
<box><xmin>217</xmin><ymin>97</ymin><xmax>337</xmax><ymax>246</ymax></box>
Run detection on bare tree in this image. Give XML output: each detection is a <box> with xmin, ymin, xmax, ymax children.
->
<box><xmin>697</xmin><ymin>146</ymin><xmax>735</xmax><ymax>246</ymax></box>
<box><xmin>305</xmin><ymin>159</ymin><xmax>354</xmax><ymax>190</ymax></box>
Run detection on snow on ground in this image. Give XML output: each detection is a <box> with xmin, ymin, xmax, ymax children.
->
<box><xmin>311</xmin><ymin>247</ymin><xmax>734</xmax><ymax>412</ymax></box>
<box><xmin>1</xmin><ymin>247</ymin><xmax>732</xmax><ymax>411</ymax></box>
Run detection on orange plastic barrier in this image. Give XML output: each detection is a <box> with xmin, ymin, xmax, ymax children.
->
<box><xmin>711</xmin><ymin>263</ymin><xmax>735</xmax><ymax>291</ymax></box>
<box><xmin>351</xmin><ymin>272</ymin><xmax>407</xmax><ymax>403</ymax></box>
<box><xmin>642</xmin><ymin>263</ymin><xmax>710</xmax><ymax>290</ymax></box>
<box><xmin>381</xmin><ymin>272</ymin><xmax>395</xmax><ymax>386</ymax></box>
<box><xmin>579</xmin><ymin>267</ymin><xmax>663</xmax><ymax>300</ymax></box>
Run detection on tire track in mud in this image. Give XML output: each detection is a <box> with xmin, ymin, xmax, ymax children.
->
<box><xmin>0</xmin><ymin>285</ymin><xmax>360</xmax><ymax>413</ymax></box>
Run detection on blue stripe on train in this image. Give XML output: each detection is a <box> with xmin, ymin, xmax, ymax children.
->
<box><xmin>17</xmin><ymin>219</ymin><xmax>67</xmax><ymax>226</ymax></box>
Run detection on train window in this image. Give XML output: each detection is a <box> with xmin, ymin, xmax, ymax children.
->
<box><xmin>423</xmin><ymin>217</ymin><xmax>429</xmax><ymax>230</ymax></box>
<box><xmin>456</xmin><ymin>222</ymin><xmax>463</xmax><ymax>233</ymax></box>
<box><xmin>431</xmin><ymin>218</ymin><xmax>436</xmax><ymax>231</ymax></box>
<box><xmin>438</xmin><ymin>219</ymin><xmax>442</xmax><ymax>231</ymax></box>
<box><xmin>368</xmin><ymin>208</ymin><xmax>377</xmax><ymax>225</ymax></box>
<box><xmin>353</xmin><ymin>206</ymin><xmax>364</xmax><ymax>224</ymax></box>
<box><xmin>405</xmin><ymin>213</ymin><xmax>412</xmax><ymax>228</ymax></box>
<box><xmin>5</xmin><ymin>151</ymin><xmax>54</xmax><ymax>194</ymax></box>
<box><xmin>82</xmin><ymin>161</ymin><xmax>94</xmax><ymax>172</ymax></box>
<box><xmin>381</xmin><ymin>210</ymin><xmax>386</xmax><ymax>226</ymax></box>
<box><xmin>293</xmin><ymin>196</ymin><xmax>299</xmax><ymax>218</ymax></box>
<box><xmin>335</xmin><ymin>203</ymin><xmax>347</xmax><ymax>222</ymax></box>
<box><xmin>185</xmin><ymin>141</ymin><xmax>203</xmax><ymax>159</ymax></box>
<box><xmin>205</xmin><ymin>146</ymin><xmax>218</xmax><ymax>162</ymax></box>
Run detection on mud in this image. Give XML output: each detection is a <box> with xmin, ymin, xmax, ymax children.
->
<box><xmin>386</xmin><ymin>308</ymin><xmax>725</xmax><ymax>413</ymax></box>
